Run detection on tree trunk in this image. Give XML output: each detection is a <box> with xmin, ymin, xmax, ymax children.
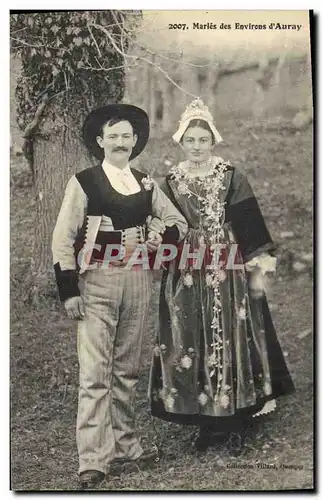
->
<box><xmin>160</xmin><ymin>78</ymin><xmax>174</xmax><ymax>134</ymax></box>
<box><xmin>147</xmin><ymin>55</ymin><xmax>157</xmax><ymax>136</ymax></box>
<box><xmin>207</xmin><ymin>56</ymin><xmax>219</xmax><ymax>114</ymax></box>
<box><xmin>30</xmin><ymin>109</ymin><xmax>91</xmax><ymax>300</ymax></box>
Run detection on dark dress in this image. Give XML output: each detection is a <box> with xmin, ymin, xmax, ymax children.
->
<box><xmin>149</xmin><ymin>159</ymin><xmax>295</xmax><ymax>432</ymax></box>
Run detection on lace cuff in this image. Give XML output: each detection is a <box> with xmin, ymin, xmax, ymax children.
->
<box><xmin>245</xmin><ymin>253</ymin><xmax>277</xmax><ymax>275</ymax></box>
<box><xmin>253</xmin><ymin>399</ymin><xmax>277</xmax><ymax>418</ymax></box>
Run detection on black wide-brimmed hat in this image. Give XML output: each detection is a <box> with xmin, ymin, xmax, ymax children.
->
<box><xmin>82</xmin><ymin>104</ymin><xmax>150</xmax><ymax>161</ymax></box>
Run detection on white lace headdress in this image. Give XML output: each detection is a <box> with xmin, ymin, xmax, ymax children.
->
<box><xmin>172</xmin><ymin>98</ymin><xmax>223</xmax><ymax>144</ymax></box>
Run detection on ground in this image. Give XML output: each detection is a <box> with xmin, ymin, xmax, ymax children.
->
<box><xmin>10</xmin><ymin>118</ymin><xmax>313</xmax><ymax>491</ymax></box>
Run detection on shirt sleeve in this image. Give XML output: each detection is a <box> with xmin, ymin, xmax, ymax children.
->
<box><xmin>52</xmin><ymin>175</ymin><xmax>87</xmax><ymax>301</ymax></box>
<box><xmin>151</xmin><ymin>179</ymin><xmax>188</xmax><ymax>242</ymax></box>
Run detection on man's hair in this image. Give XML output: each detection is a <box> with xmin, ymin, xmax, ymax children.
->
<box><xmin>181</xmin><ymin>119</ymin><xmax>215</xmax><ymax>145</ymax></box>
<box><xmin>98</xmin><ymin>117</ymin><xmax>135</xmax><ymax>137</ymax></box>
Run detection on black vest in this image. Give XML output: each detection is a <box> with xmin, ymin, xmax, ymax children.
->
<box><xmin>76</xmin><ymin>165</ymin><xmax>153</xmax><ymax>229</ymax></box>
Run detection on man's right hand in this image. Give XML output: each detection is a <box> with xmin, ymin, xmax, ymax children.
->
<box><xmin>64</xmin><ymin>296</ymin><xmax>85</xmax><ymax>320</ymax></box>
<box><xmin>147</xmin><ymin>216</ymin><xmax>166</xmax><ymax>235</ymax></box>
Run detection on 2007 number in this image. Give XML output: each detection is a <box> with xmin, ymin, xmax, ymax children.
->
<box><xmin>168</xmin><ymin>24</ymin><xmax>188</xmax><ymax>30</ymax></box>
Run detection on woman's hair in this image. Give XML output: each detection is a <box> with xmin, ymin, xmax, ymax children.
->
<box><xmin>181</xmin><ymin>119</ymin><xmax>215</xmax><ymax>145</ymax></box>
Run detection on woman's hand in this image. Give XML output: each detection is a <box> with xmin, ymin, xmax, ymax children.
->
<box><xmin>246</xmin><ymin>253</ymin><xmax>276</xmax><ymax>299</ymax></box>
<box><xmin>248</xmin><ymin>269</ymin><xmax>275</xmax><ymax>300</ymax></box>
<box><xmin>249</xmin><ymin>269</ymin><xmax>265</xmax><ymax>299</ymax></box>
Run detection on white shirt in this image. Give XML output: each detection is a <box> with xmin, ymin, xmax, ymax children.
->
<box><xmin>102</xmin><ymin>159</ymin><xmax>141</xmax><ymax>196</ymax></box>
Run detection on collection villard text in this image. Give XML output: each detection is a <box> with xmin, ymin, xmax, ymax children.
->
<box><xmin>168</xmin><ymin>22</ymin><xmax>302</xmax><ymax>31</ymax></box>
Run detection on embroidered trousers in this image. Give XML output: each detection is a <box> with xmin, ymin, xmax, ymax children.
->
<box><xmin>76</xmin><ymin>267</ymin><xmax>152</xmax><ymax>475</ymax></box>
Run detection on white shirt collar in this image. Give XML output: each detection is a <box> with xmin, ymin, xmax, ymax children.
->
<box><xmin>102</xmin><ymin>159</ymin><xmax>131</xmax><ymax>177</ymax></box>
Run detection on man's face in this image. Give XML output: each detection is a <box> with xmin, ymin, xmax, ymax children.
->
<box><xmin>96</xmin><ymin>120</ymin><xmax>137</xmax><ymax>166</ymax></box>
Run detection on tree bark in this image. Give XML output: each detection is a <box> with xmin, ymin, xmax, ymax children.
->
<box><xmin>147</xmin><ymin>55</ymin><xmax>157</xmax><ymax>135</ymax></box>
<box><xmin>160</xmin><ymin>77</ymin><xmax>174</xmax><ymax>134</ymax></box>
<box><xmin>30</xmin><ymin>108</ymin><xmax>91</xmax><ymax>299</ymax></box>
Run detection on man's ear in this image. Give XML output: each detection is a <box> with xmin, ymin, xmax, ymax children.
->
<box><xmin>132</xmin><ymin>134</ymin><xmax>138</xmax><ymax>147</ymax></box>
<box><xmin>96</xmin><ymin>135</ymin><xmax>104</xmax><ymax>148</ymax></box>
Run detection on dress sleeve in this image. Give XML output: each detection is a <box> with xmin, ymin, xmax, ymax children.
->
<box><xmin>226</xmin><ymin>168</ymin><xmax>276</xmax><ymax>262</ymax></box>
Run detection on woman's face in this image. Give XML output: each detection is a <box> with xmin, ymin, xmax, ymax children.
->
<box><xmin>181</xmin><ymin>126</ymin><xmax>214</xmax><ymax>163</ymax></box>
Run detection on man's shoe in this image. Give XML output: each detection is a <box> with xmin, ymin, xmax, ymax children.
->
<box><xmin>109</xmin><ymin>448</ymin><xmax>159</xmax><ymax>476</ymax></box>
<box><xmin>135</xmin><ymin>447</ymin><xmax>159</xmax><ymax>465</ymax></box>
<box><xmin>79</xmin><ymin>470</ymin><xmax>105</xmax><ymax>489</ymax></box>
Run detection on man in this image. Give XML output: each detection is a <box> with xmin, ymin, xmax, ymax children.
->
<box><xmin>52</xmin><ymin>104</ymin><xmax>187</xmax><ymax>489</ymax></box>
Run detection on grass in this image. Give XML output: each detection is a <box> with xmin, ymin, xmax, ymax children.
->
<box><xmin>10</xmin><ymin>118</ymin><xmax>313</xmax><ymax>491</ymax></box>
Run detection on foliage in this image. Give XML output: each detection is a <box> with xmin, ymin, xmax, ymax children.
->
<box><xmin>10</xmin><ymin>11</ymin><xmax>141</xmax><ymax>131</ymax></box>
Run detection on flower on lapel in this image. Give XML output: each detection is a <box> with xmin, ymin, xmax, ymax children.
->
<box><xmin>142</xmin><ymin>174</ymin><xmax>154</xmax><ymax>191</ymax></box>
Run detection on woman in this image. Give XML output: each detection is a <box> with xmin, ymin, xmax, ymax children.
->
<box><xmin>148</xmin><ymin>98</ymin><xmax>295</xmax><ymax>451</ymax></box>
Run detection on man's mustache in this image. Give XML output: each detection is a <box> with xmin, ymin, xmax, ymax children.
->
<box><xmin>112</xmin><ymin>147</ymin><xmax>129</xmax><ymax>152</ymax></box>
